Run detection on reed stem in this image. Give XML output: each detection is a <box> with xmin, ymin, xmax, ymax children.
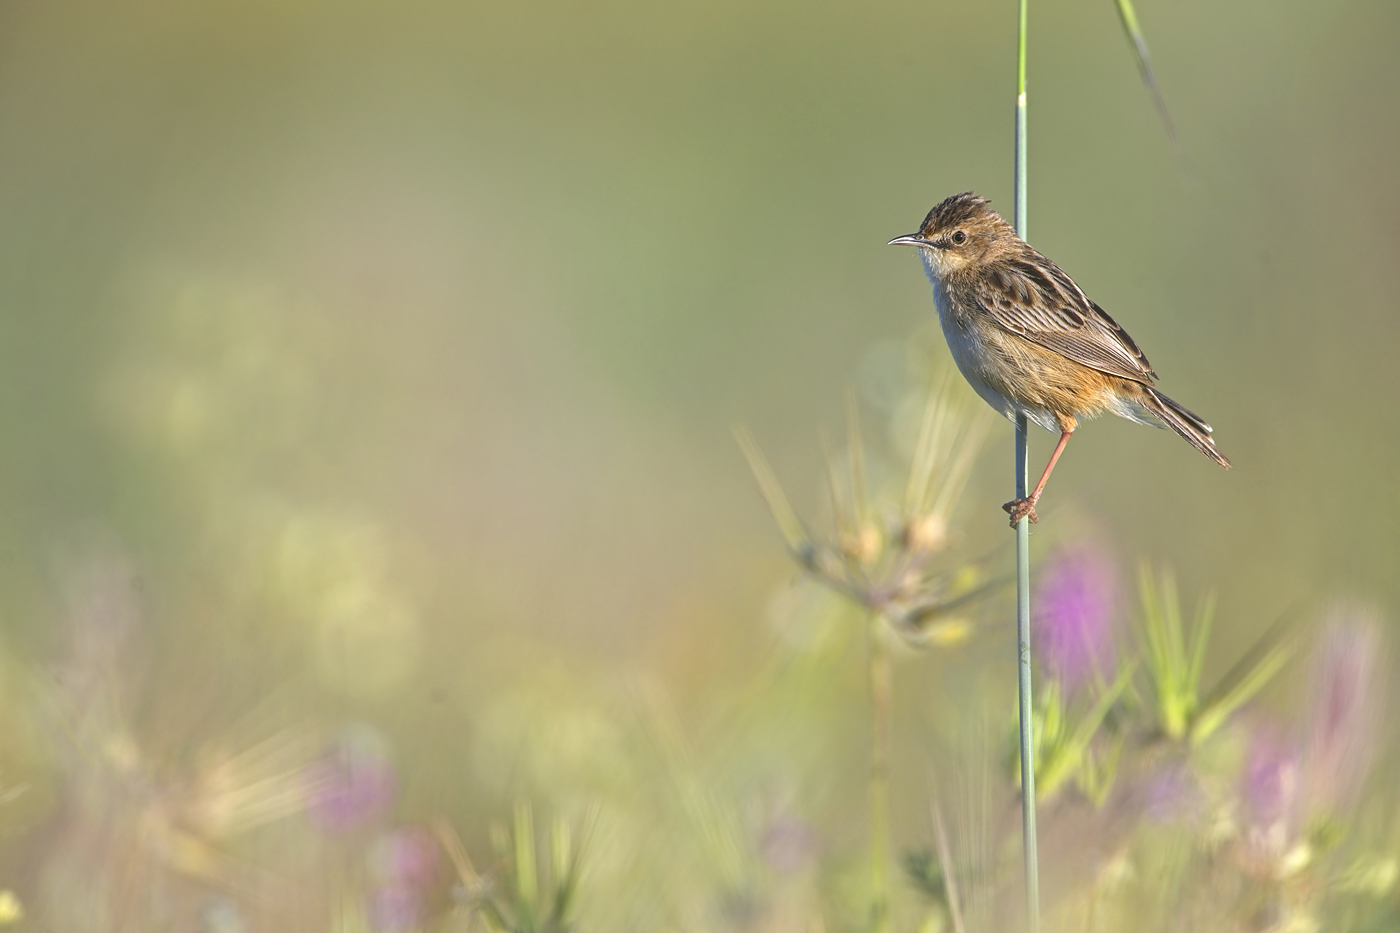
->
<box><xmin>1013</xmin><ymin>0</ymin><xmax>1041</xmax><ymax>930</ymax></box>
<box><xmin>868</xmin><ymin>613</ymin><xmax>893</xmax><ymax>933</ymax></box>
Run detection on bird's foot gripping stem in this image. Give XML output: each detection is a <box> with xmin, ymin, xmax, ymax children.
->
<box><xmin>1002</xmin><ymin>497</ymin><xmax>1039</xmax><ymax>527</ymax></box>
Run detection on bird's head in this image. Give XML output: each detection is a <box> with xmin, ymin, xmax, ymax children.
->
<box><xmin>889</xmin><ymin>192</ymin><xmax>1018</xmax><ymax>279</ymax></box>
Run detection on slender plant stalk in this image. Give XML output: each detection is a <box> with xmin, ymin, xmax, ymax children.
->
<box><xmin>1113</xmin><ymin>0</ymin><xmax>1177</xmax><ymax>143</ymax></box>
<box><xmin>868</xmin><ymin>613</ymin><xmax>893</xmax><ymax>933</ymax></box>
<box><xmin>1012</xmin><ymin>0</ymin><xmax>1041</xmax><ymax>930</ymax></box>
<box><xmin>931</xmin><ymin>798</ymin><xmax>967</xmax><ymax>933</ymax></box>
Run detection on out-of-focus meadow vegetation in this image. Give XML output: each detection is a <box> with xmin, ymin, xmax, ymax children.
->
<box><xmin>0</xmin><ymin>1</ymin><xmax>1398</xmax><ymax>930</ymax></box>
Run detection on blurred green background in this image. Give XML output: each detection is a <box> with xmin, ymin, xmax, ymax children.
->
<box><xmin>0</xmin><ymin>0</ymin><xmax>1397</xmax><ymax>929</ymax></box>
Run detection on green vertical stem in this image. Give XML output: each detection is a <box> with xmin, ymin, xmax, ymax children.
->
<box><xmin>868</xmin><ymin>613</ymin><xmax>892</xmax><ymax>933</ymax></box>
<box><xmin>1015</xmin><ymin>0</ymin><xmax>1028</xmax><ymax>239</ymax></box>
<box><xmin>1013</xmin><ymin>0</ymin><xmax>1040</xmax><ymax>931</ymax></box>
<box><xmin>1014</xmin><ymin>416</ymin><xmax>1039</xmax><ymax>933</ymax></box>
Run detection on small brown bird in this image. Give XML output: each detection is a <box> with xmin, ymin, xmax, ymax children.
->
<box><xmin>890</xmin><ymin>192</ymin><xmax>1230</xmax><ymax>526</ymax></box>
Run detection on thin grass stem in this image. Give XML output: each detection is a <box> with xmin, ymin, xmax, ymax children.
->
<box><xmin>931</xmin><ymin>796</ymin><xmax>966</xmax><ymax>933</ymax></box>
<box><xmin>732</xmin><ymin>426</ymin><xmax>807</xmax><ymax>552</ymax></box>
<box><xmin>931</xmin><ymin>408</ymin><xmax>992</xmax><ymax>521</ymax></box>
<box><xmin>1112</xmin><ymin>0</ymin><xmax>1178</xmax><ymax>143</ymax></box>
<box><xmin>868</xmin><ymin>612</ymin><xmax>893</xmax><ymax>933</ymax></box>
<box><xmin>903</xmin><ymin>369</ymin><xmax>955</xmax><ymax>516</ymax></box>
<box><xmin>1012</xmin><ymin>0</ymin><xmax>1040</xmax><ymax>929</ymax></box>
<box><xmin>847</xmin><ymin>391</ymin><xmax>870</xmax><ymax>531</ymax></box>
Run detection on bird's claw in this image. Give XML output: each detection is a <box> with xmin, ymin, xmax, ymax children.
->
<box><xmin>1002</xmin><ymin>498</ymin><xmax>1038</xmax><ymax>528</ymax></box>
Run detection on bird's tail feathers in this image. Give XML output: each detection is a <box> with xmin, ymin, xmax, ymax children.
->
<box><xmin>1141</xmin><ymin>389</ymin><xmax>1232</xmax><ymax>469</ymax></box>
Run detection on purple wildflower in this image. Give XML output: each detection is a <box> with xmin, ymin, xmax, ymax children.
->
<box><xmin>1142</xmin><ymin>762</ymin><xmax>1203</xmax><ymax>824</ymax></box>
<box><xmin>1302</xmin><ymin>603</ymin><xmax>1385</xmax><ymax>815</ymax></box>
<box><xmin>368</xmin><ymin>883</ymin><xmax>422</xmax><ymax>933</ymax></box>
<box><xmin>305</xmin><ymin>724</ymin><xmax>397</xmax><ymax>833</ymax></box>
<box><xmin>366</xmin><ymin>826</ymin><xmax>442</xmax><ymax>933</ymax></box>
<box><xmin>1244</xmin><ymin>725</ymin><xmax>1297</xmax><ymax>828</ymax></box>
<box><xmin>760</xmin><ymin>815</ymin><xmax>820</xmax><ymax>875</ymax></box>
<box><xmin>369</xmin><ymin>825</ymin><xmax>441</xmax><ymax>889</ymax></box>
<box><xmin>1239</xmin><ymin>719</ymin><xmax>1302</xmax><ymax>875</ymax></box>
<box><xmin>1034</xmin><ymin>544</ymin><xmax>1120</xmax><ymax>692</ymax></box>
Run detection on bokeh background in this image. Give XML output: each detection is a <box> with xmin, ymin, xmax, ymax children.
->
<box><xmin>0</xmin><ymin>0</ymin><xmax>1398</xmax><ymax>930</ymax></box>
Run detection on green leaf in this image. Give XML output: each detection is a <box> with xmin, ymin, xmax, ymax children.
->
<box><xmin>1185</xmin><ymin>590</ymin><xmax>1215</xmax><ymax>700</ymax></box>
<box><xmin>514</xmin><ymin>802</ymin><xmax>539</xmax><ymax>929</ymax></box>
<box><xmin>1190</xmin><ymin>609</ymin><xmax>1304</xmax><ymax>744</ymax></box>
<box><xmin>1035</xmin><ymin>662</ymin><xmax>1137</xmax><ymax>801</ymax></box>
<box><xmin>1138</xmin><ymin>565</ymin><xmax>1194</xmax><ymax>740</ymax></box>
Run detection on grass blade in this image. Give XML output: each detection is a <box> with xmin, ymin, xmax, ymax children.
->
<box><xmin>1191</xmin><ymin>608</ymin><xmax>1306</xmax><ymax>744</ymax></box>
<box><xmin>1113</xmin><ymin>0</ymin><xmax>1178</xmax><ymax>143</ymax></box>
<box><xmin>733</xmin><ymin>425</ymin><xmax>807</xmax><ymax>553</ymax></box>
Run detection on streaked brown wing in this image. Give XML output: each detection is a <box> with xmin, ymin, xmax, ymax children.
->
<box><xmin>962</xmin><ymin>256</ymin><xmax>1157</xmax><ymax>384</ymax></box>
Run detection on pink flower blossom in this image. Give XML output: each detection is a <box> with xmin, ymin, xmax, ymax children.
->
<box><xmin>1034</xmin><ymin>544</ymin><xmax>1120</xmax><ymax>692</ymax></box>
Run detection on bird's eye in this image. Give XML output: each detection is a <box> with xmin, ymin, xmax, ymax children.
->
<box><xmin>951</xmin><ymin>230</ymin><xmax>967</xmax><ymax>245</ymax></box>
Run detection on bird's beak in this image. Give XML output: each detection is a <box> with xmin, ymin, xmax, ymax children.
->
<box><xmin>888</xmin><ymin>234</ymin><xmax>928</xmax><ymax>248</ymax></box>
